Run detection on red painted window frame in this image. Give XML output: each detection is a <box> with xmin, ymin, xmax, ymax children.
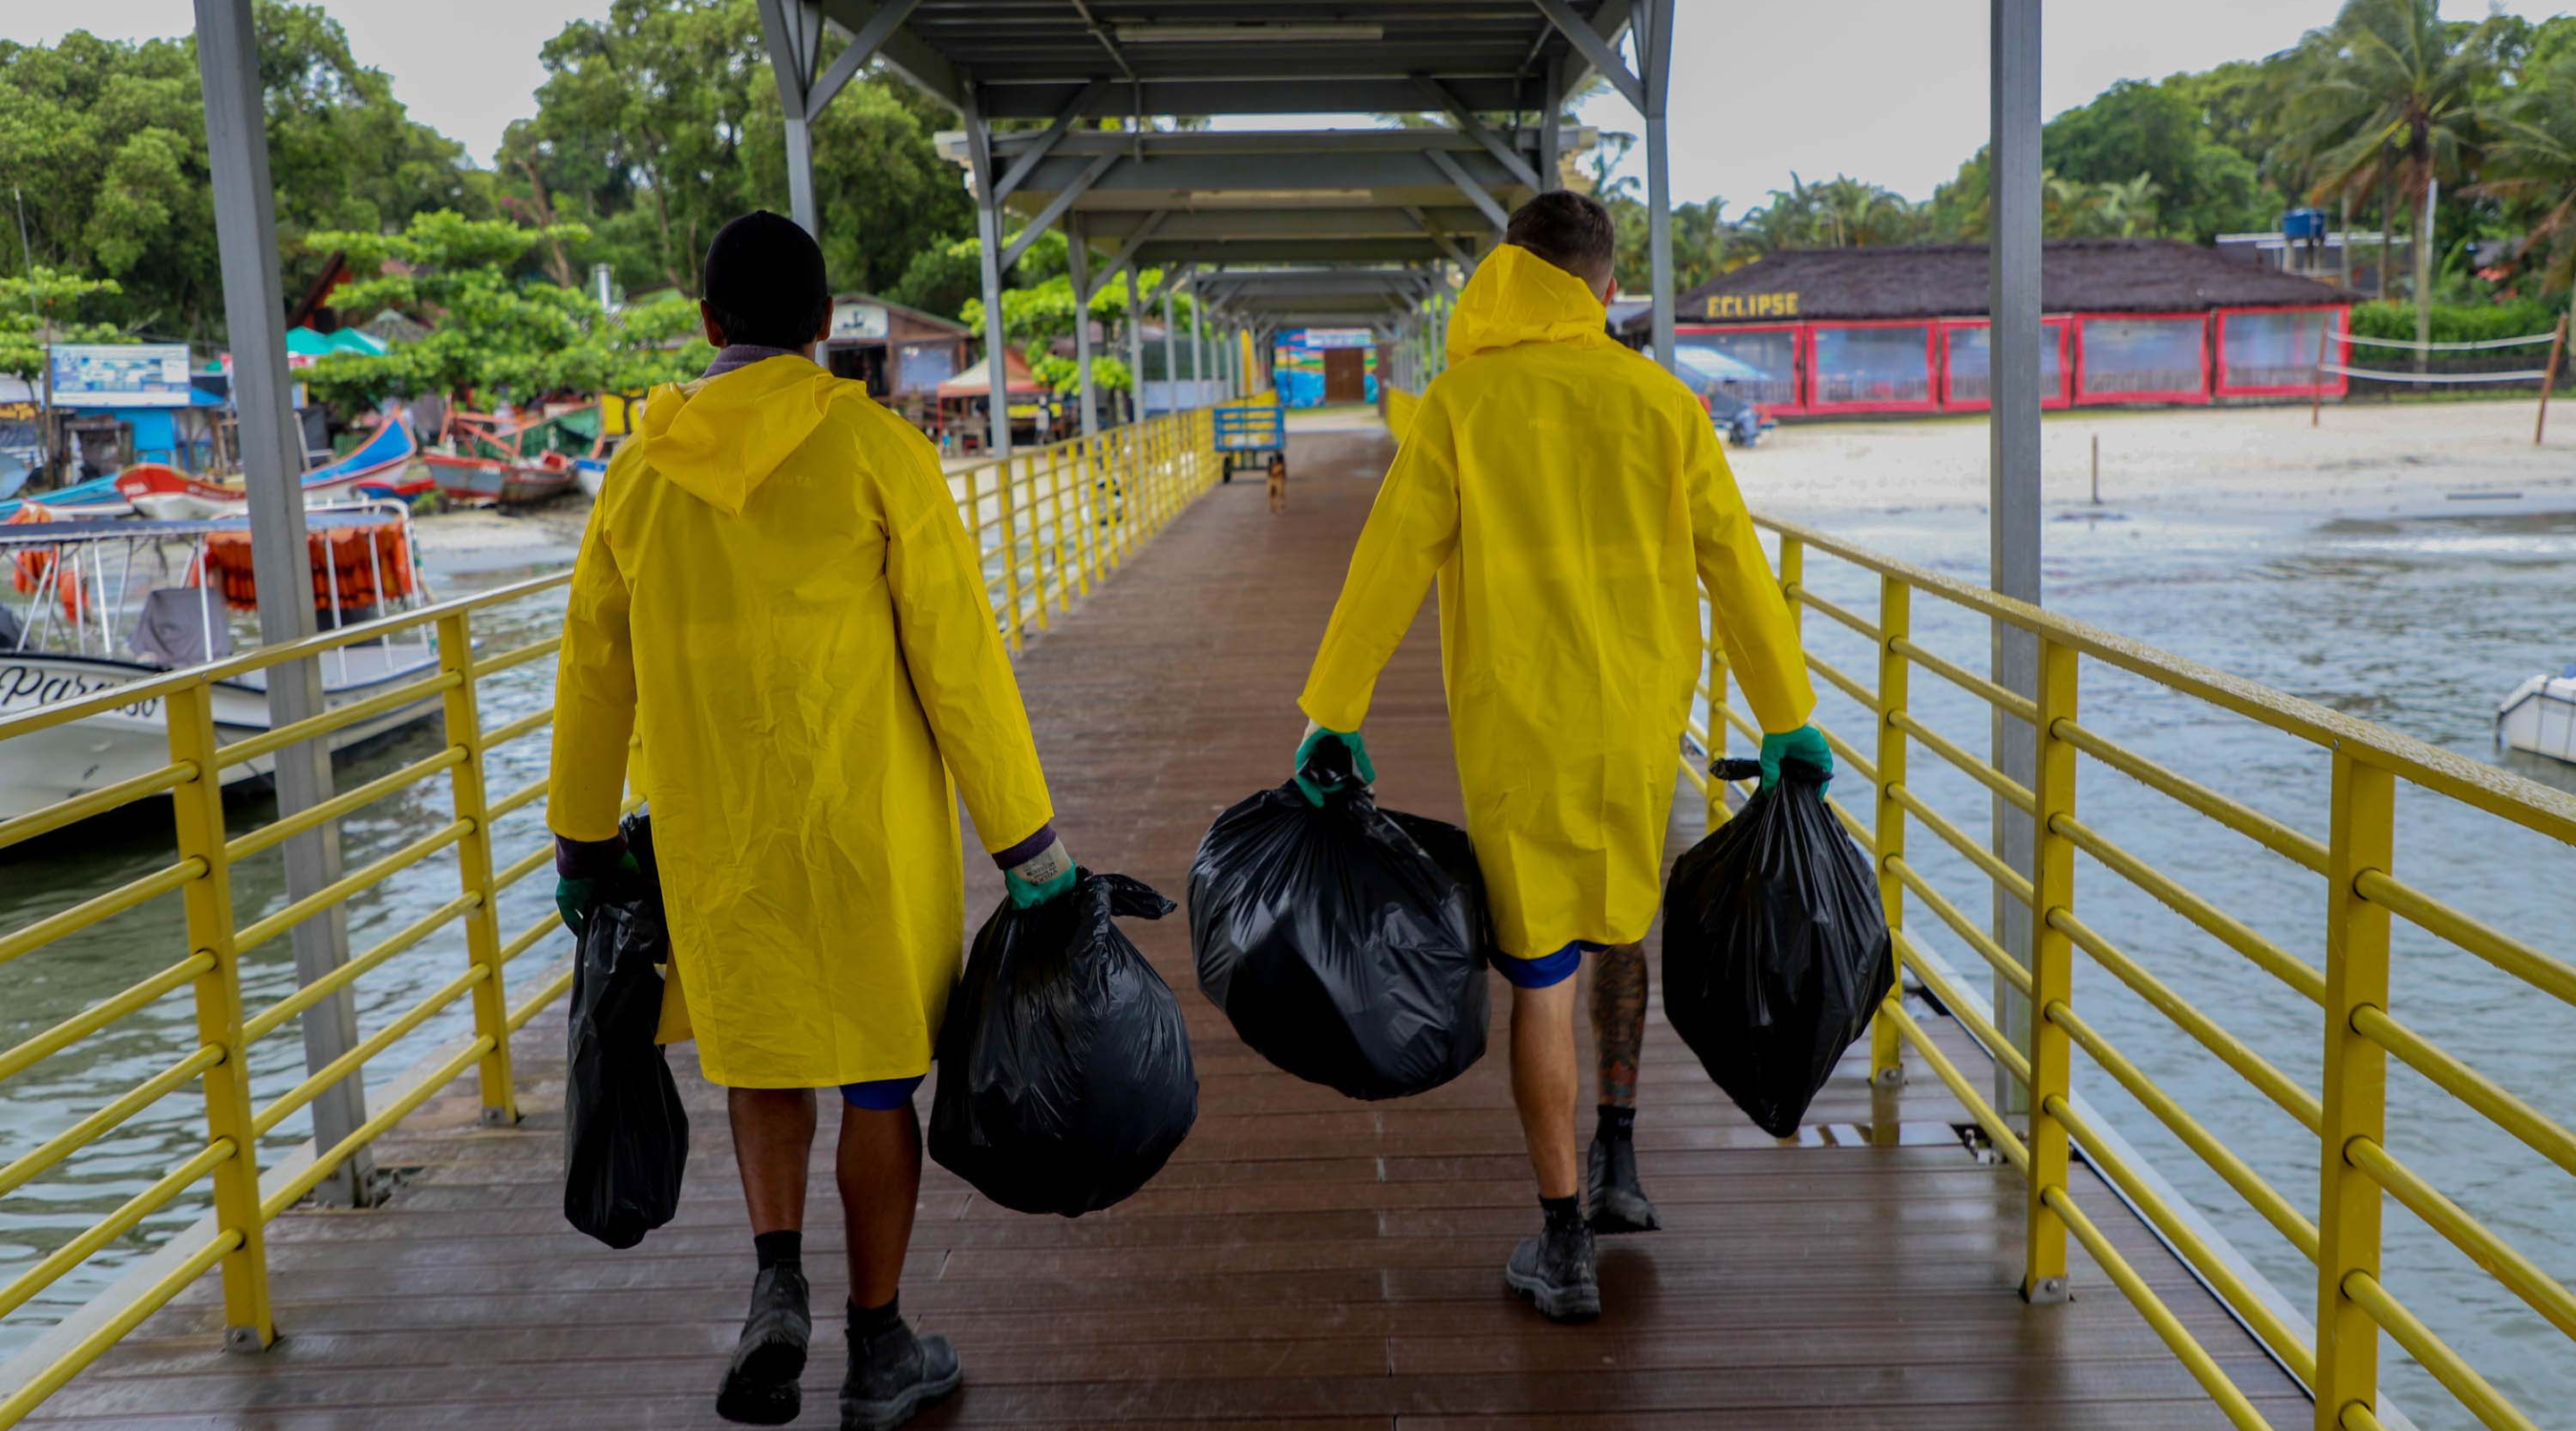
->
<box><xmin>2213</xmin><ymin>303</ymin><xmax>2351</xmax><ymax>399</ymax></box>
<box><xmin>1674</xmin><ymin>322</ymin><xmax>1809</xmax><ymax>416</ymax></box>
<box><xmin>1936</xmin><ymin>316</ymin><xmax>2073</xmax><ymax>411</ymax></box>
<box><xmin>2072</xmin><ymin>311</ymin><xmax>2212</xmax><ymax>406</ymax></box>
<box><xmin>1804</xmin><ymin>318</ymin><xmax>1943</xmax><ymax>415</ymax></box>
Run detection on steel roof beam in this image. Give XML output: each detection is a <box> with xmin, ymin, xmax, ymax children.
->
<box><xmin>1413</xmin><ymin>76</ymin><xmax>1539</xmax><ymax>191</ymax></box>
<box><xmin>1530</xmin><ymin>0</ymin><xmax>1642</xmax><ymax>111</ymax></box>
<box><xmin>1082</xmin><ymin>209</ymin><xmax>1170</xmax><ymax>300</ymax></box>
<box><xmin>999</xmin><ymin>150</ymin><xmax>1118</xmax><ymax>270</ymax></box>
<box><xmin>963</xmin><ymin>76</ymin><xmax>1547</xmax><ymax>118</ymax></box>
<box><xmin>1425</xmin><ymin>148</ymin><xmax>1510</xmax><ymax>232</ymax></box>
<box><xmin>994</xmin><ymin>78</ymin><xmax>1106</xmax><ymax>201</ymax></box>
<box><xmin>816</xmin><ymin>0</ymin><xmax>961</xmax><ymax>108</ymax></box>
<box><xmin>809</xmin><ymin>0</ymin><xmax>922</xmax><ymax>116</ymax></box>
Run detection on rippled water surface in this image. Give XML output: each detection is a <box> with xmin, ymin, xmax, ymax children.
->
<box><xmin>4</xmin><ymin>495</ymin><xmax>2572</xmax><ymax>1431</ymax></box>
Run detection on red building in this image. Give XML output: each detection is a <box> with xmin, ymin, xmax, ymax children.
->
<box><xmin>1623</xmin><ymin>239</ymin><xmax>2353</xmax><ymax>420</ymax></box>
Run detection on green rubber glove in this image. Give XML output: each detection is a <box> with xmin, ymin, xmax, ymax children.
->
<box><xmin>1292</xmin><ymin>723</ymin><xmax>1377</xmax><ymax>807</ymax></box>
<box><xmin>555</xmin><ymin>851</ymin><xmax>642</xmax><ymax>937</ymax></box>
<box><xmin>1004</xmin><ymin>836</ymin><xmax>1078</xmax><ymax>910</ymax></box>
<box><xmin>1758</xmin><ymin>724</ymin><xmax>1835</xmax><ymax>792</ymax></box>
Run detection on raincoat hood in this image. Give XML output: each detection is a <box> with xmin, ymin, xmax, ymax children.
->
<box><xmin>1445</xmin><ymin>244</ymin><xmax>1613</xmax><ymax>367</ymax></box>
<box><xmin>634</xmin><ymin>355</ymin><xmax>838</xmax><ymax>514</ymax></box>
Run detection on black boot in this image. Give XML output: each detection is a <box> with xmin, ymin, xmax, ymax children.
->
<box><xmin>716</xmin><ymin>1264</ymin><xmax>812</xmax><ymax>1425</ymax></box>
<box><xmin>841</xmin><ymin>1307</ymin><xmax>962</xmax><ymax>1431</ymax></box>
<box><xmin>1504</xmin><ymin>1222</ymin><xmax>1600</xmax><ymax>1323</ymax></box>
<box><xmin>1587</xmin><ymin>1130</ymin><xmax>1662</xmax><ymax>1234</ymax></box>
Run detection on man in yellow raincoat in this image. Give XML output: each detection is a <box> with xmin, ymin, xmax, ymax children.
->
<box><xmin>548</xmin><ymin>212</ymin><xmax>1070</xmax><ymax>1429</ymax></box>
<box><xmin>1296</xmin><ymin>192</ymin><xmax>1827</xmax><ymax>1323</ymax></box>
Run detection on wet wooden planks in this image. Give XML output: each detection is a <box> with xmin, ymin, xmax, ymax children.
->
<box><xmin>26</xmin><ymin>415</ymin><xmax>2310</xmax><ymax>1429</ymax></box>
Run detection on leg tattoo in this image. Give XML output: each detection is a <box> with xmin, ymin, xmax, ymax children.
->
<box><xmin>1590</xmin><ymin>941</ymin><xmax>1648</xmax><ymax>1109</ymax></box>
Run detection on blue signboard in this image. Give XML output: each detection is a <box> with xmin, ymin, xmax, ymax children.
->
<box><xmin>49</xmin><ymin>343</ymin><xmax>193</xmax><ymax>408</ymax></box>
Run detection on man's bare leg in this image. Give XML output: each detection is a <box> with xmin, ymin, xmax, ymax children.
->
<box><xmin>835</xmin><ymin>1103</ymin><xmax>923</xmax><ymax>1309</ymax></box>
<box><xmin>719</xmin><ymin>1088</ymin><xmax>818</xmax><ymax>1426</ymax></box>
<box><xmin>835</xmin><ymin>1099</ymin><xmax>962</xmax><ymax>1427</ymax></box>
<box><xmin>1587</xmin><ymin>941</ymin><xmax>1661</xmax><ymax>1232</ymax></box>
<box><xmin>1510</xmin><ymin>979</ymin><xmax>1581</xmax><ymax>1197</ymax></box>
<box><xmin>1504</xmin><ymin>976</ymin><xmax>1599</xmax><ymax>1322</ymax></box>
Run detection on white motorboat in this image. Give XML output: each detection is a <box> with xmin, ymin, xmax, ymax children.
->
<box><xmin>2496</xmin><ymin>666</ymin><xmax>2576</xmax><ymax>765</ymax></box>
<box><xmin>0</xmin><ymin>502</ymin><xmax>446</xmax><ymax>826</ymax></box>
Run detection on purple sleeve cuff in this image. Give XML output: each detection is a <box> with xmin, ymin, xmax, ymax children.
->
<box><xmin>991</xmin><ymin>821</ymin><xmax>1057</xmax><ymax>869</ymax></box>
<box><xmin>555</xmin><ymin>833</ymin><xmax>629</xmax><ymax>880</ymax></box>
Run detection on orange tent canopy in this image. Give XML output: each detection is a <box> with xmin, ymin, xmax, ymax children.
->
<box><xmin>936</xmin><ymin>347</ymin><xmax>1046</xmax><ymax>400</ymax></box>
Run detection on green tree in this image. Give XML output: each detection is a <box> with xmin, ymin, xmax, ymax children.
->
<box><xmin>2475</xmin><ymin>52</ymin><xmax>2576</xmax><ymax>294</ymax></box>
<box><xmin>0</xmin><ymin>268</ymin><xmax>131</xmax><ymax>378</ymax></box>
<box><xmin>297</xmin><ymin>210</ymin><xmax>708</xmax><ymax>408</ymax></box>
<box><xmin>0</xmin><ymin>4</ymin><xmax>481</xmax><ymax>345</ymax></box>
<box><xmin>2031</xmin><ymin>80</ymin><xmax>2273</xmax><ymax>241</ymax></box>
<box><xmin>2284</xmin><ymin>0</ymin><xmax>2507</xmax><ymax>306</ymax></box>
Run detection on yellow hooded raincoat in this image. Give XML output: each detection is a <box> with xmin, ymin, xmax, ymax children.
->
<box><xmin>1300</xmin><ymin>246</ymin><xmax>1815</xmax><ymax>961</ymax></box>
<box><xmin>548</xmin><ymin>355</ymin><xmax>1054</xmax><ymax>1088</ymax></box>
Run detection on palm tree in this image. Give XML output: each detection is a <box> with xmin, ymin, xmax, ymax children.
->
<box><xmin>2095</xmin><ymin>174</ymin><xmax>2167</xmax><ymax>238</ymax></box>
<box><xmin>2284</xmin><ymin>0</ymin><xmax>2505</xmax><ymax>352</ymax></box>
<box><xmin>2475</xmin><ymin>52</ymin><xmax>2576</xmax><ymax>295</ymax></box>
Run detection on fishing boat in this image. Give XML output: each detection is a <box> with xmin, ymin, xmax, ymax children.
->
<box><xmin>0</xmin><ymin>472</ymin><xmax>132</xmax><ymax>521</ymax></box>
<box><xmin>2497</xmin><ymin>666</ymin><xmax>2576</xmax><ymax>765</ymax></box>
<box><xmin>0</xmin><ymin>502</ymin><xmax>446</xmax><ymax>825</ymax></box>
<box><xmin>114</xmin><ymin>419</ymin><xmax>429</xmax><ymax>520</ymax></box>
<box><xmin>417</xmin><ymin>451</ymin><xmax>576</xmax><ymax>507</ymax></box>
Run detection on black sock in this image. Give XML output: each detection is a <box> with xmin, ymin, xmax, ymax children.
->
<box><xmin>1540</xmin><ymin>1194</ymin><xmax>1583</xmax><ymax>1232</ymax></box>
<box><xmin>851</xmin><ymin>1294</ymin><xmax>902</xmax><ymax>1337</ymax></box>
<box><xmin>1597</xmin><ymin>1105</ymin><xmax>1636</xmax><ymax>1140</ymax></box>
<box><xmin>753</xmin><ymin>1230</ymin><xmax>802</xmax><ymax>1272</ymax></box>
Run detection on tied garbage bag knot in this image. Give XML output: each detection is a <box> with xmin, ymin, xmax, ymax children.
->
<box><xmin>929</xmin><ymin>870</ymin><xmax>1198</xmax><ymax>1217</ymax></box>
<box><xmin>564</xmin><ymin>811</ymin><xmax>689</xmax><ymax>1249</ymax></box>
<box><xmin>1188</xmin><ymin>750</ymin><xmax>1491</xmax><ymax>1101</ymax></box>
<box><xmin>1662</xmin><ymin>758</ymin><xmax>1893</xmax><ymax>1139</ymax></box>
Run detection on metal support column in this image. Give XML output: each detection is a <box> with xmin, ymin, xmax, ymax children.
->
<box><xmin>1125</xmin><ymin>265</ymin><xmax>1146</xmax><ymax>426</ymax></box>
<box><xmin>962</xmin><ymin>84</ymin><xmax>1013</xmax><ymax>459</ymax></box>
<box><xmin>1640</xmin><ymin>0</ymin><xmax>1677</xmax><ymax>375</ymax></box>
<box><xmin>195</xmin><ymin>0</ymin><xmax>371</xmax><ymax>1207</ymax></box>
<box><xmin>1987</xmin><ymin>0</ymin><xmax>2044</xmax><ymax>1116</ymax></box>
<box><xmin>1190</xmin><ymin>276</ymin><xmax>1207</xmax><ymax>405</ymax></box>
<box><xmin>755</xmin><ymin>0</ymin><xmax>821</xmax><ymax>235</ymax></box>
<box><xmin>1539</xmin><ymin>55</ymin><xmax>1565</xmax><ymax>191</ymax></box>
<box><xmin>1160</xmin><ymin>277</ymin><xmax>1178</xmax><ymax>420</ymax></box>
<box><xmin>1067</xmin><ymin>217</ymin><xmax>1099</xmax><ymax>444</ymax></box>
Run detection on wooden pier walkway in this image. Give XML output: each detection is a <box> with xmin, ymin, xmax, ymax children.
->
<box><xmin>28</xmin><ymin>412</ymin><xmax>2310</xmax><ymax>1429</ymax></box>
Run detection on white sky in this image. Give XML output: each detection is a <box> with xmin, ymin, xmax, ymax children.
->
<box><xmin>11</xmin><ymin>1</ymin><xmax>2572</xmax><ymax>203</ymax></box>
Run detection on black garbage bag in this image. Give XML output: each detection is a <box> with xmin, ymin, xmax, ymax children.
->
<box><xmin>929</xmin><ymin>871</ymin><xmax>1198</xmax><ymax>1217</ymax></box>
<box><xmin>1662</xmin><ymin>758</ymin><xmax>1893</xmax><ymax>1138</ymax></box>
<box><xmin>1188</xmin><ymin>738</ymin><xmax>1490</xmax><ymax>1101</ymax></box>
<box><xmin>564</xmin><ymin>812</ymin><xmax>689</xmax><ymax>1249</ymax></box>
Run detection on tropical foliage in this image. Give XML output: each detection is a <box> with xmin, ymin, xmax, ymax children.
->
<box><xmin>0</xmin><ymin>269</ymin><xmax>131</xmax><ymax>379</ymax></box>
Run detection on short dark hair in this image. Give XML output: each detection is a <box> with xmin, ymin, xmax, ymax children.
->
<box><xmin>700</xmin><ymin>210</ymin><xmax>830</xmax><ymax>348</ymax></box>
<box><xmin>1504</xmin><ymin>191</ymin><xmax>1616</xmax><ymax>288</ymax></box>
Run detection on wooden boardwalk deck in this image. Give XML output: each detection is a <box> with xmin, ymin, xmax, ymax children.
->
<box><xmin>29</xmin><ymin>412</ymin><xmax>2311</xmax><ymax>1429</ymax></box>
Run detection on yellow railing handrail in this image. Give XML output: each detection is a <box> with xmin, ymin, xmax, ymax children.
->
<box><xmin>0</xmin><ymin>401</ymin><xmax>1225</xmax><ymax>1428</ymax></box>
<box><xmin>1760</xmin><ymin>515</ymin><xmax>2576</xmax><ymax>846</ymax></box>
<box><xmin>1699</xmin><ymin>520</ymin><xmax>2576</xmax><ymax>1431</ymax></box>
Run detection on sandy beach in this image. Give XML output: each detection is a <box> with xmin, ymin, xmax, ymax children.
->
<box><xmin>1724</xmin><ymin>396</ymin><xmax>2575</xmax><ymax>517</ymax></box>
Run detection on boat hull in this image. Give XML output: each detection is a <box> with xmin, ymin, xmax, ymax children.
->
<box><xmin>2497</xmin><ymin>674</ymin><xmax>2576</xmax><ymax>765</ymax></box>
<box><xmin>0</xmin><ymin>649</ymin><xmax>446</xmax><ymax>824</ymax></box>
<box><xmin>419</xmin><ymin>453</ymin><xmax>575</xmax><ymax>507</ymax></box>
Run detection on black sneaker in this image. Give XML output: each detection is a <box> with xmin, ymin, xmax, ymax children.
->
<box><xmin>1587</xmin><ymin>1132</ymin><xmax>1662</xmax><ymax>1234</ymax></box>
<box><xmin>1504</xmin><ymin>1223</ymin><xmax>1600</xmax><ymax>1323</ymax></box>
<box><xmin>841</xmin><ymin>1317</ymin><xmax>962</xmax><ymax>1430</ymax></box>
<box><xmin>716</xmin><ymin>1265</ymin><xmax>811</xmax><ymax>1425</ymax></box>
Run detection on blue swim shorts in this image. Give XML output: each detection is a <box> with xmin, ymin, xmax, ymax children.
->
<box><xmin>838</xmin><ymin>1075</ymin><xmax>926</xmax><ymax>1110</ymax></box>
<box><xmin>1492</xmin><ymin>941</ymin><xmax>1601</xmax><ymax>990</ymax></box>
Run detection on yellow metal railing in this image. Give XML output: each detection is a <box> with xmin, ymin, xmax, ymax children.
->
<box><xmin>0</xmin><ymin>405</ymin><xmax>1219</xmax><ymax>1426</ymax></box>
<box><xmin>1685</xmin><ymin>517</ymin><xmax>2576</xmax><ymax>1431</ymax></box>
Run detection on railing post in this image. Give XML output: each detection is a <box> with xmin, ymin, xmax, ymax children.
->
<box><xmin>1868</xmin><ymin>575</ymin><xmax>1911</xmax><ymax>1085</ymax></box>
<box><xmin>1776</xmin><ymin>534</ymin><xmax>1805</xmax><ymax>636</ymax></box>
<box><xmin>1023</xmin><ymin>456</ymin><xmax>1049</xmax><ymax>635</ymax></box>
<box><xmin>2021</xmin><ymin>634</ymin><xmax>2080</xmax><ymax>1304</ymax></box>
<box><xmin>164</xmin><ymin>682</ymin><xmax>274</xmax><ymax>1352</ymax></box>
<box><xmin>1051</xmin><ymin>443</ymin><xmax>1074</xmax><ymax>610</ymax></box>
<box><xmin>1704</xmin><ymin>609</ymin><xmax>1729</xmax><ymax>830</ymax></box>
<box><xmin>998</xmin><ymin>457</ymin><xmax>1024</xmax><ymax>651</ymax></box>
<box><xmin>436</xmin><ymin>607</ymin><xmax>520</xmax><ymax>1125</ymax></box>
<box><xmin>2315</xmin><ymin>751</ymin><xmax>2394</xmax><ymax>1430</ymax></box>
<box><xmin>1076</xmin><ymin>438</ymin><xmax>1098</xmax><ymax>592</ymax></box>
